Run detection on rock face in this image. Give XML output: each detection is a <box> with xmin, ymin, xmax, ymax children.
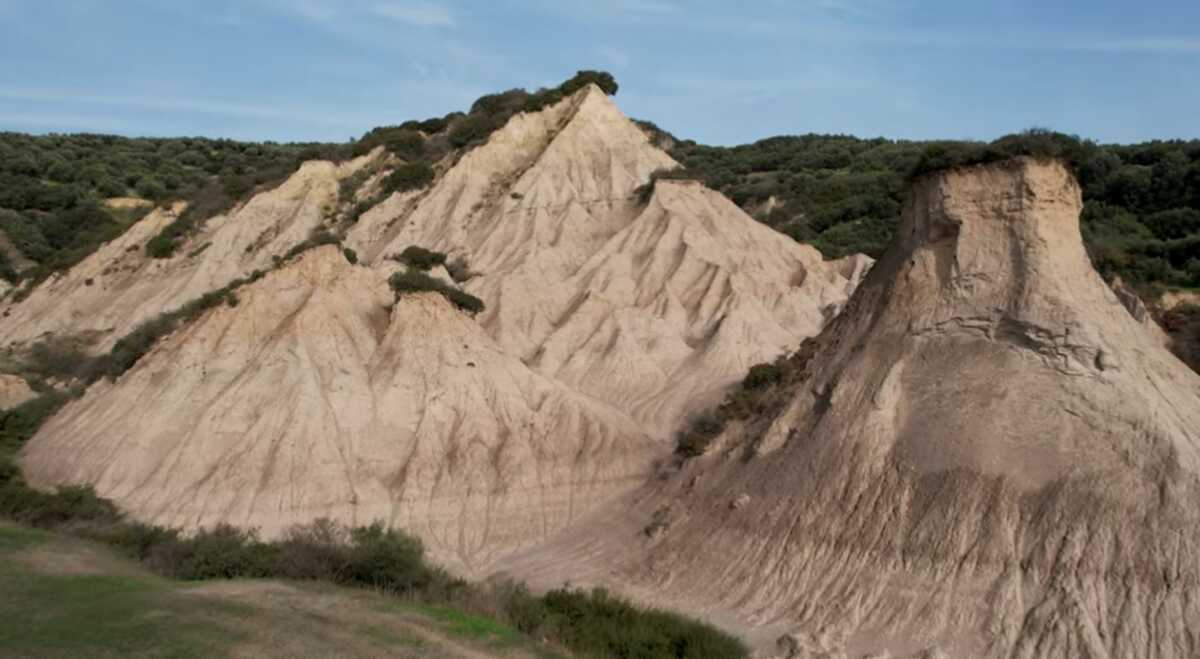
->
<box><xmin>541</xmin><ymin>159</ymin><xmax>1200</xmax><ymax>657</ymax></box>
<box><xmin>15</xmin><ymin>86</ymin><xmax>859</xmax><ymax>572</ymax></box>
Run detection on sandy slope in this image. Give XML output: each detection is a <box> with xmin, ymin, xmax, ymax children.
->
<box><xmin>19</xmin><ymin>247</ymin><xmax>654</xmax><ymax>573</ymax></box>
<box><xmin>14</xmin><ymin>87</ymin><xmax>857</xmax><ymax>574</ymax></box>
<box><xmin>499</xmin><ymin>159</ymin><xmax>1200</xmax><ymax>658</ymax></box>
<box><xmin>348</xmin><ymin>86</ymin><xmax>854</xmax><ymax>435</ymax></box>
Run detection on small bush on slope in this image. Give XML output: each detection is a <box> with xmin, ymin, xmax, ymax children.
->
<box><xmin>395</xmin><ymin>245</ymin><xmax>447</xmax><ymax>271</ymax></box>
<box><xmin>382</xmin><ymin>162</ymin><xmax>435</xmax><ymax>194</ymax></box>
<box><xmin>388</xmin><ymin>269</ymin><xmax>484</xmax><ymax>315</ymax></box>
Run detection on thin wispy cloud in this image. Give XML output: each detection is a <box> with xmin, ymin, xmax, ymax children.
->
<box><xmin>0</xmin><ymin>112</ymin><xmax>136</xmax><ymax>134</ymax></box>
<box><xmin>1074</xmin><ymin>35</ymin><xmax>1200</xmax><ymax>54</ymax></box>
<box><xmin>0</xmin><ymin>88</ymin><xmax>368</xmax><ymax>128</ymax></box>
<box><xmin>371</xmin><ymin>2</ymin><xmax>456</xmax><ymax>28</ymax></box>
<box><xmin>597</xmin><ymin>46</ymin><xmax>631</xmax><ymax>69</ymax></box>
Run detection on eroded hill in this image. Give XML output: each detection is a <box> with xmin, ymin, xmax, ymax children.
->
<box><xmin>498</xmin><ymin>158</ymin><xmax>1200</xmax><ymax>658</ymax></box>
<box><xmin>7</xmin><ymin>84</ymin><xmax>858</xmax><ymax>574</ymax></box>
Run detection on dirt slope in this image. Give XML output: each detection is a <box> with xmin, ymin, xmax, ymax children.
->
<box><xmin>15</xmin><ymin>85</ymin><xmax>860</xmax><ymax>574</ymax></box>
<box><xmin>19</xmin><ymin>247</ymin><xmax>653</xmax><ymax>573</ymax></box>
<box><xmin>348</xmin><ymin>86</ymin><xmax>854</xmax><ymax>435</ymax></box>
<box><xmin>502</xmin><ymin>158</ymin><xmax>1200</xmax><ymax>658</ymax></box>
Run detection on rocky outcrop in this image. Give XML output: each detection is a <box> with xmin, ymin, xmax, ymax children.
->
<box><xmin>505</xmin><ymin>158</ymin><xmax>1200</xmax><ymax>657</ymax></box>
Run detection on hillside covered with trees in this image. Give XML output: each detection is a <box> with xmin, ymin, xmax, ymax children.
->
<box><xmin>660</xmin><ymin>131</ymin><xmax>1200</xmax><ymax>294</ymax></box>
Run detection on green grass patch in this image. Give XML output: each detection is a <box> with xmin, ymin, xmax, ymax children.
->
<box><xmin>416</xmin><ymin>604</ymin><xmax>521</xmax><ymax>643</ymax></box>
<box><xmin>0</xmin><ymin>534</ymin><xmax>248</xmax><ymax>658</ymax></box>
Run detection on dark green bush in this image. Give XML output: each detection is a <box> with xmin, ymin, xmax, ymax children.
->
<box><xmin>2</xmin><ymin>484</ymin><xmax>122</xmax><ymax>528</ymax></box>
<box><xmin>388</xmin><ymin>269</ymin><xmax>484</xmax><ymax>315</ymax></box>
<box><xmin>24</xmin><ymin>339</ymin><xmax>91</xmax><ymax>380</ymax></box>
<box><xmin>343</xmin><ymin>247</ymin><xmax>358</xmax><ymax>264</ymax></box>
<box><xmin>741</xmin><ymin>362</ymin><xmax>783</xmax><ymax>390</ymax></box>
<box><xmin>533</xmin><ymin>587</ymin><xmax>746</xmax><ymax>659</ymax></box>
<box><xmin>343</xmin><ymin>523</ymin><xmax>436</xmax><ymax>594</ymax></box>
<box><xmin>0</xmin><ymin>390</ymin><xmax>71</xmax><ymax>449</ymax></box>
<box><xmin>559</xmin><ymin>70</ymin><xmax>619</xmax><ymax>96</ymax></box>
<box><xmin>353</xmin><ymin>127</ymin><xmax>426</xmax><ymax>159</ymax></box>
<box><xmin>146</xmin><ymin>524</ymin><xmax>279</xmax><ymax>580</ymax></box>
<box><xmin>635</xmin><ymin>167</ymin><xmax>700</xmax><ymax>204</ymax></box>
<box><xmin>383</xmin><ymin>163</ymin><xmax>435</xmax><ymax>194</ymax></box>
<box><xmin>675</xmin><ymin>412</ymin><xmax>726</xmax><ymax>458</ymax></box>
<box><xmin>396</xmin><ymin>245</ymin><xmax>446</xmax><ymax>271</ymax></box>
<box><xmin>448</xmin><ymin>114</ymin><xmax>501</xmax><ymax>148</ymax></box>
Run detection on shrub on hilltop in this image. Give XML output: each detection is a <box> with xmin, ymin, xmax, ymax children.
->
<box><xmin>388</xmin><ymin>269</ymin><xmax>484</xmax><ymax>315</ymax></box>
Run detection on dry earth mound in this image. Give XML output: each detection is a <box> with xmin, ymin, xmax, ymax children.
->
<box><xmin>511</xmin><ymin>158</ymin><xmax>1200</xmax><ymax>658</ymax></box>
<box><xmin>13</xmin><ymin>85</ymin><xmax>861</xmax><ymax>574</ymax></box>
<box><xmin>347</xmin><ymin>85</ymin><xmax>855</xmax><ymax>435</ymax></box>
<box><xmin>19</xmin><ymin>246</ymin><xmax>654</xmax><ymax>573</ymax></box>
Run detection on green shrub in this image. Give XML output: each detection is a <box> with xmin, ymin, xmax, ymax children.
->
<box><xmin>24</xmin><ymin>339</ymin><xmax>91</xmax><ymax>380</ymax></box>
<box><xmin>559</xmin><ymin>70</ymin><xmax>619</xmax><ymax>96</ymax></box>
<box><xmin>0</xmin><ymin>390</ymin><xmax>71</xmax><ymax>449</ymax></box>
<box><xmin>343</xmin><ymin>523</ymin><xmax>435</xmax><ymax>594</ymax></box>
<box><xmin>146</xmin><ymin>524</ymin><xmax>278</xmax><ymax>580</ymax></box>
<box><xmin>0</xmin><ymin>483</ymin><xmax>122</xmax><ymax>528</ymax></box>
<box><xmin>635</xmin><ymin>167</ymin><xmax>699</xmax><ymax>204</ymax></box>
<box><xmin>275</xmin><ymin>518</ymin><xmax>351</xmax><ymax>581</ymax></box>
<box><xmin>741</xmin><ymin>362</ymin><xmax>783</xmax><ymax>390</ymax></box>
<box><xmin>388</xmin><ymin>269</ymin><xmax>485</xmax><ymax>315</ymax></box>
<box><xmin>382</xmin><ymin>162</ymin><xmax>435</xmax><ymax>194</ymax></box>
<box><xmin>448</xmin><ymin>114</ymin><xmax>501</xmax><ymax>148</ymax></box>
<box><xmin>535</xmin><ymin>587</ymin><xmax>747</xmax><ymax>659</ymax></box>
<box><xmin>675</xmin><ymin>412</ymin><xmax>726</xmax><ymax>458</ymax></box>
<box><xmin>342</xmin><ymin>247</ymin><xmax>358</xmax><ymax>264</ymax></box>
<box><xmin>396</xmin><ymin>245</ymin><xmax>446</xmax><ymax>271</ymax></box>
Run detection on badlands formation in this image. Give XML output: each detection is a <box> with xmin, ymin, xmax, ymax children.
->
<box><xmin>10</xmin><ymin>85</ymin><xmax>857</xmax><ymax>571</ymax></box>
<box><xmin>541</xmin><ymin>158</ymin><xmax>1199</xmax><ymax>658</ymax></box>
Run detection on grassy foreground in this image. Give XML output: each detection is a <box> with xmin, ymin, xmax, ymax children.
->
<box><xmin>0</xmin><ymin>522</ymin><xmax>552</xmax><ymax>658</ymax></box>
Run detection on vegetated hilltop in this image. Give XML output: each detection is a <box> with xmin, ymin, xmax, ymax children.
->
<box><xmin>508</xmin><ymin>156</ymin><xmax>1200</xmax><ymax>658</ymax></box>
<box><xmin>0</xmin><ymin>131</ymin><xmax>341</xmax><ymax>290</ymax></box>
<box><xmin>4</xmin><ymin>72</ymin><xmax>857</xmax><ymax>577</ymax></box>
<box><xmin>639</xmin><ymin>126</ymin><xmax>1200</xmax><ymax>371</ymax></box>
<box><xmin>659</xmin><ymin>128</ymin><xmax>1200</xmax><ymax>290</ymax></box>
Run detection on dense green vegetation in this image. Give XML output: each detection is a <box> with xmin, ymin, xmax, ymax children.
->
<box><xmin>0</xmin><ymin>132</ymin><xmax>341</xmax><ymax>273</ymax></box>
<box><xmin>382</xmin><ymin>162</ymin><xmax>435</xmax><ymax>194</ymax></box>
<box><xmin>666</xmin><ymin>130</ymin><xmax>1200</xmax><ymax>291</ymax></box>
<box><xmin>389</xmin><ymin>269</ymin><xmax>484</xmax><ymax>315</ymax></box>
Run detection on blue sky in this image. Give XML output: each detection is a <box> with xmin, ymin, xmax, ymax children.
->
<box><xmin>1</xmin><ymin>0</ymin><xmax>1197</xmax><ymax>145</ymax></box>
